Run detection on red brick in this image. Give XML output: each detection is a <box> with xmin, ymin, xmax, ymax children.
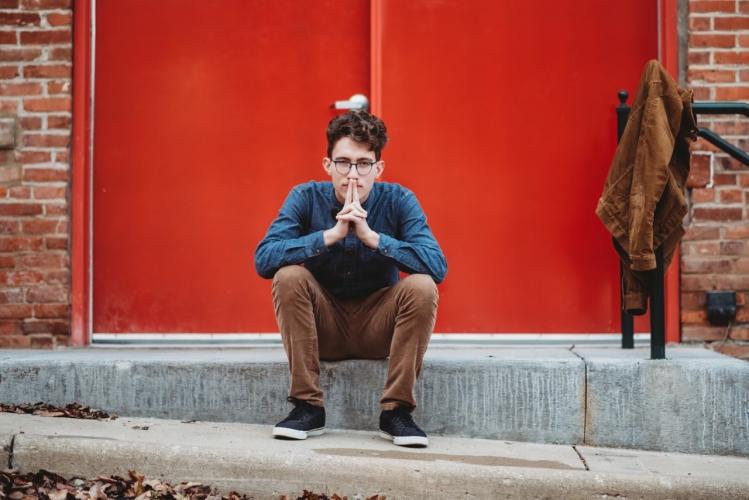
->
<box><xmin>28</xmin><ymin>333</ymin><xmax>55</xmax><ymax>348</ymax></box>
<box><xmin>20</xmin><ymin>29</ymin><xmax>70</xmax><ymax>46</ymax></box>
<box><xmin>54</xmin><ymin>150</ymin><xmax>68</xmax><ymax>162</ymax></box>
<box><xmin>0</xmin><ymin>65</ymin><xmax>19</xmax><ymax>79</ymax></box>
<box><xmin>682</xmin><ymin>274</ymin><xmax>716</xmax><ymax>290</ymax></box>
<box><xmin>44</xmin><ymin>269</ymin><xmax>67</xmax><ymax>284</ymax></box>
<box><xmin>684</xmin><ymin>240</ymin><xmax>721</xmax><ymax>256</ymax></box>
<box><xmin>0</xmin><ymin>203</ymin><xmax>42</xmax><ymax>216</ymax></box>
<box><xmin>0</xmin><ymin>48</ymin><xmax>42</xmax><ymax>62</ymax></box>
<box><xmin>46</xmin><ymin>80</ymin><xmax>69</xmax><ymax>94</ymax></box>
<box><xmin>0</xmin><ymin>221</ymin><xmax>17</xmax><ymax>234</ymax></box>
<box><xmin>20</xmin><ymin>219</ymin><xmax>57</xmax><ymax>234</ymax></box>
<box><xmin>0</xmin><ymin>303</ymin><xmax>32</xmax><ymax>318</ymax></box>
<box><xmin>0</xmin><ymin>100</ymin><xmax>19</xmax><ymax>114</ymax></box>
<box><xmin>2</xmin><ymin>270</ymin><xmax>44</xmax><ymax>285</ymax></box>
<box><xmin>19</xmin><ymin>116</ymin><xmax>42</xmax><ymax>130</ymax></box>
<box><xmin>43</xmin><ymin>203</ymin><xmax>66</xmax><ymax>215</ymax></box>
<box><xmin>0</xmin><ymin>31</ymin><xmax>16</xmax><ymax>44</ymax></box>
<box><xmin>721</xmin><ymin>240</ymin><xmax>749</xmax><ymax>255</ymax></box>
<box><xmin>714</xmin><ymin>51</ymin><xmax>749</xmax><ymax>64</ymax></box>
<box><xmin>0</xmin><ymin>0</ymin><xmax>19</xmax><ymax>8</ymax></box>
<box><xmin>692</xmin><ymin>207</ymin><xmax>743</xmax><ymax>221</ymax></box>
<box><xmin>688</xmin><ymin>69</ymin><xmax>737</xmax><ymax>83</ymax></box>
<box><xmin>689</xmin><ymin>16</ymin><xmax>712</xmax><ymax>30</ymax></box>
<box><xmin>44</xmin><ymin>236</ymin><xmax>65</xmax><ymax>249</ymax></box>
<box><xmin>682</xmin><ymin>258</ymin><xmax>733</xmax><ymax>273</ymax></box>
<box><xmin>25</xmin><ymin>285</ymin><xmax>66</xmax><ymax>302</ymax></box>
<box><xmin>715</xmin><ymin>86</ymin><xmax>749</xmax><ymax>100</ymax></box>
<box><xmin>47</xmin><ymin>47</ymin><xmax>70</xmax><ymax>61</ymax></box>
<box><xmin>0</xmin><ymin>287</ymin><xmax>22</xmax><ymax>303</ymax></box>
<box><xmin>8</xmin><ymin>186</ymin><xmax>30</xmax><ymax>199</ymax></box>
<box><xmin>0</xmin><ymin>236</ymin><xmax>43</xmax><ymax>252</ymax></box>
<box><xmin>681</xmin><ymin>291</ymin><xmax>706</xmax><ymax>309</ymax></box>
<box><xmin>22</xmin><ymin>133</ymin><xmax>69</xmax><ymax>147</ymax></box>
<box><xmin>710</xmin><ymin>342</ymin><xmax>749</xmax><ymax>360</ymax></box>
<box><xmin>0</xmin><ymin>255</ymin><xmax>14</xmax><ymax>268</ymax></box>
<box><xmin>0</xmin><ymin>13</ymin><xmax>41</xmax><ymax>27</ymax></box>
<box><xmin>719</xmin><ymin>189</ymin><xmax>743</xmax><ymax>203</ymax></box>
<box><xmin>682</xmin><ymin>325</ymin><xmax>725</xmax><ymax>341</ymax></box>
<box><xmin>687</xmin><ymin>155</ymin><xmax>711</xmax><ymax>187</ymax></box>
<box><xmin>691</xmin><ymin>187</ymin><xmax>715</xmax><ymax>202</ymax></box>
<box><xmin>0</xmin><ymin>320</ymin><xmax>22</xmax><ymax>336</ymax></box>
<box><xmin>0</xmin><ymin>186</ymin><xmax>6</xmax><ymax>197</ymax></box>
<box><xmin>23</xmin><ymin>64</ymin><xmax>70</xmax><ymax>78</ymax></box>
<box><xmin>714</xmin><ymin>16</ymin><xmax>749</xmax><ymax>30</ymax></box>
<box><xmin>22</xmin><ymin>319</ymin><xmax>68</xmax><ymax>335</ymax></box>
<box><xmin>741</xmin><ymin>174</ymin><xmax>749</xmax><ymax>187</ymax></box>
<box><xmin>716</xmin><ymin>155</ymin><xmax>748</xmax><ymax>170</ymax></box>
<box><xmin>47</xmin><ymin>115</ymin><xmax>70</xmax><ymax>129</ymax></box>
<box><xmin>681</xmin><ymin>309</ymin><xmax>708</xmax><ymax>324</ymax></box>
<box><xmin>740</xmin><ymin>34</ymin><xmax>749</xmax><ymax>47</ymax></box>
<box><xmin>736</xmin><ymin>257</ymin><xmax>749</xmax><ymax>272</ymax></box>
<box><xmin>0</xmin><ymin>335</ymin><xmax>32</xmax><ymax>347</ymax></box>
<box><xmin>33</xmin><ymin>186</ymin><xmax>65</xmax><ymax>199</ymax></box>
<box><xmin>0</xmin><ymin>82</ymin><xmax>43</xmax><ymax>97</ymax></box>
<box><xmin>15</xmin><ymin>150</ymin><xmax>50</xmax><ymax>164</ymax></box>
<box><xmin>684</xmin><ymin>225</ymin><xmax>721</xmax><ymax>241</ymax></box>
<box><xmin>0</xmin><ymin>165</ymin><xmax>19</xmax><ymax>184</ymax></box>
<box><xmin>688</xmin><ymin>51</ymin><xmax>711</xmax><ymax>65</ymax></box>
<box><xmin>21</xmin><ymin>0</ymin><xmax>71</xmax><ymax>8</ymax></box>
<box><xmin>713</xmin><ymin>274</ymin><xmax>749</xmax><ymax>290</ymax></box>
<box><xmin>713</xmin><ymin>173</ymin><xmax>737</xmax><ymax>185</ymax></box>
<box><xmin>23</xmin><ymin>167</ymin><xmax>67</xmax><ymax>181</ymax></box>
<box><xmin>23</xmin><ymin>97</ymin><xmax>70</xmax><ymax>112</ymax></box>
<box><xmin>690</xmin><ymin>0</ymin><xmax>737</xmax><ymax>13</ymax></box>
<box><xmin>47</xmin><ymin>12</ymin><xmax>71</xmax><ymax>27</ymax></box>
<box><xmin>19</xmin><ymin>252</ymin><xmax>65</xmax><ymax>268</ymax></box>
<box><xmin>690</xmin><ymin>33</ymin><xmax>736</xmax><ymax>48</ymax></box>
<box><xmin>33</xmin><ymin>303</ymin><xmax>68</xmax><ymax>318</ymax></box>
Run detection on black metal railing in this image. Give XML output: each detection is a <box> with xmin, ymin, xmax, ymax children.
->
<box><xmin>615</xmin><ymin>92</ymin><xmax>749</xmax><ymax>359</ymax></box>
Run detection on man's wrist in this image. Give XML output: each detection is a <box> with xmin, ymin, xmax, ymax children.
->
<box><xmin>363</xmin><ymin>230</ymin><xmax>380</xmax><ymax>249</ymax></box>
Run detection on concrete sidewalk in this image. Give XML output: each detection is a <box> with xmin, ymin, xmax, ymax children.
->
<box><xmin>2</xmin><ymin>413</ymin><xmax>748</xmax><ymax>499</ymax></box>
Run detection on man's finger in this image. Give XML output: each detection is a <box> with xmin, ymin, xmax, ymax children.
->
<box><xmin>345</xmin><ymin>182</ymin><xmax>353</xmax><ymax>205</ymax></box>
<box><xmin>339</xmin><ymin>204</ymin><xmax>366</xmax><ymax>217</ymax></box>
<box><xmin>352</xmin><ymin>182</ymin><xmax>360</xmax><ymax>204</ymax></box>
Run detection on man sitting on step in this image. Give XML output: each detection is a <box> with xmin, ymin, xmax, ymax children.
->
<box><xmin>254</xmin><ymin>110</ymin><xmax>447</xmax><ymax>447</ymax></box>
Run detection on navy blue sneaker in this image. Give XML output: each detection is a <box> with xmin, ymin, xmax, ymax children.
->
<box><xmin>379</xmin><ymin>406</ymin><xmax>428</xmax><ymax>447</ymax></box>
<box><xmin>272</xmin><ymin>398</ymin><xmax>325</xmax><ymax>440</ymax></box>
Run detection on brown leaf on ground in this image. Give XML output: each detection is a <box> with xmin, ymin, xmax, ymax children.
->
<box><xmin>0</xmin><ymin>402</ymin><xmax>115</xmax><ymax>420</ymax></box>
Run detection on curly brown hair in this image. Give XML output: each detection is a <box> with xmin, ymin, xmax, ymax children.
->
<box><xmin>326</xmin><ymin>110</ymin><xmax>388</xmax><ymax>160</ymax></box>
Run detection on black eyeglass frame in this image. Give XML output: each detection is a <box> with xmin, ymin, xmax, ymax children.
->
<box><xmin>330</xmin><ymin>159</ymin><xmax>379</xmax><ymax>176</ymax></box>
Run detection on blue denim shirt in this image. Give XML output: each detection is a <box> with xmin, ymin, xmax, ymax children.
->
<box><xmin>255</xmin><ymin>181</ymin><xmax>447</xmax><ymax>298</ymax></box>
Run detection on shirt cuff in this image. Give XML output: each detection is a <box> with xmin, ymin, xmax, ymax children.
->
<box><xmin>377</xmin><ymin>233</ymin><xmax>400</xmax><ymax>259</ymax></box>
<box><xmin>304</xmin><ymin>230</ymin><xmax>328</xmax><ymax>259</ymax></box>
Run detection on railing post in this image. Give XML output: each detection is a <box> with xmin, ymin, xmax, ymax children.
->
<box><xmin>650</xmin><ymin>247</ymin><xmax>666</xmax><ymax>359</ymax></box>
<box><xmin>616</xmin><ymin>90</ymin><xmax>635</xmax><ymax>349</ymax></box>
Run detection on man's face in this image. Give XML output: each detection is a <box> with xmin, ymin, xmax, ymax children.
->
<box><xmin>323</xmin><ymin>136</ymin><xmax>384</xmax><ymax>205</ymax></box>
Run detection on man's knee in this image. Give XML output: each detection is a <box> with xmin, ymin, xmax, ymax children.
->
<box><xmin>401</xmin><ymin>274</ymin><xmax>439</xmax><ymax>302</ymax></box>
<box><xmin>272</xmin><ymin>265</ymin><xmax>313</xmax><ymax>293</ymax></box>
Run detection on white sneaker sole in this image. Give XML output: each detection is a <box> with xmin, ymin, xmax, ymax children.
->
<box><xmin>379</xmin><ymin>430</ymin><xmax>428</xmax><ymax>447</ymax></box>
<box><xmin>272</xmin><ymin>426</ymin><xmax>325</xmax><ymax>440</ymax></box>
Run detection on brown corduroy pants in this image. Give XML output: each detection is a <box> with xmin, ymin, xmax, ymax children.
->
<box><xmin>271</xmin><ymin>265</ymin><xmax>438</xmax><ymax>411</ymax></box>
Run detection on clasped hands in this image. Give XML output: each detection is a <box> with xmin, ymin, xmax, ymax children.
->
<box><xmin>323</xmin><ymin>182</ymin><xmax>379</xmax><ymax>249</ymax></box>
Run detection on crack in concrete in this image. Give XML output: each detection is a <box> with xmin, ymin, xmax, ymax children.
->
<box><xmin>7</xmin><ymin>433</ymin><xmax>15</xmax><ymax>469</ymax></box>
<box><xmin>568</xmin><ymin>345</ymin><xmax>589</xmax><ymax>445</ymax></box>
<box><xmin>571</xmin><ymin>444</ymin><xmax>590</xmax><ymax>471</ymax></box>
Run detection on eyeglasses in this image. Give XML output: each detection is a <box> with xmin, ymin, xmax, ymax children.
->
<box><xmin>331</xmin><ymin>159</ymin><xmax>378</xmax><ymax>176</ymax></box>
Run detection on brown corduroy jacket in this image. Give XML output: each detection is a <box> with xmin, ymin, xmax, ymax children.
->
<box><xmin>595</xmin><ymin>59</ymin><xmax>698</xmax><ymax>315</ymax></box>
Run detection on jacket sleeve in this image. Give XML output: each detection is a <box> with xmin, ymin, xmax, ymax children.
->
<box><xmin>254</xmin><ymin>187</ymin><xmax>328</xmax><ymax>279</ymax></box>
<box><xmin>627</xmin><ymin>81</ymin><xmax>677</xmax><ymax>272</ymax></box>
<box><xmin>375</xmin><ymin>190</ymin><xmax>448</xmax><ymax>284</ymax></box>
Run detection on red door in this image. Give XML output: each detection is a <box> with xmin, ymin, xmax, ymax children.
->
<box><xmin>93</xmin><ymin>0</ymin><xmax>657</xmax><ymax>335</ymax></box>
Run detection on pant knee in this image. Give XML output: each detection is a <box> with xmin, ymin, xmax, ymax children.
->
<box><xmin>401</xmin><ymin>274</ymin><xmax>438</xmax><ymax>303</ymax></box>
<box><xmin>272</xmin><ymin>265</ymin><xmax>313</xmax><ymax>297</ymax></box>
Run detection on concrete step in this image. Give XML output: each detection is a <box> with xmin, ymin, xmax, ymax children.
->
<box><xmin>0</xmin><ymin>346</ymin><xmax>747</xmax><ymax>456</ymax></box>
<box><xmin>2</xmin><ymin>413</ymin><xmax>748</xmax><ymax>499</ymax></box>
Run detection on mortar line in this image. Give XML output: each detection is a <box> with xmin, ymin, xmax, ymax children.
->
<box><xmin>569</xmin><ymin>345</ymin><xmax>588</xmax><ymax>444</ymax></box>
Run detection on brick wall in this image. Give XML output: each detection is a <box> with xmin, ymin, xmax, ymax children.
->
<box><xmin>682</xmin><ymin>0</ymin><xmax>749</xmax><ymax>359</ymax></box>
<box><xmin>0</xmin><ymin>0</ymin><xmax>71</xmax><ymax>348</ymax></box>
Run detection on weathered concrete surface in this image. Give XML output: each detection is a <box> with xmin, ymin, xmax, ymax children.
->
<box><xmin>4</xmin><ymin>413</ymin><xmax>749</xmax><ymax>500</ymax></box>
<box><xmin>578</xmin><ymin>347</ymin><xmax>749</xmax><ymax>456</ymax></box>
<box><xmin>0</xmin><ymin>347</ymin><xmax>585</xmax><ymax>444</ymax></box>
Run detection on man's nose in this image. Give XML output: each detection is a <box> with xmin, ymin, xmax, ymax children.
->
<box><xmin>347</xmin><ymin>166</ymin><xmax>359</xmax><ymax>178</ymax></box>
